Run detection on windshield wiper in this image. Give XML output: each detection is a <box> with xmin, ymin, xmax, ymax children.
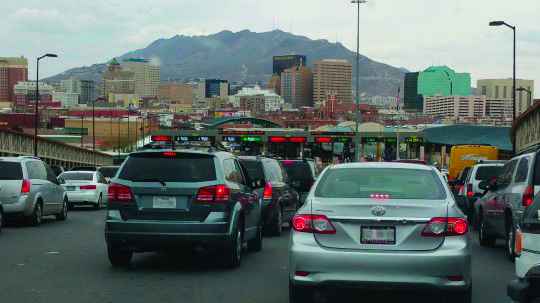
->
<box><xmin>131</xmin><ymin>178</ymin><xmax>167</xmax><ymax>186</ymax></box>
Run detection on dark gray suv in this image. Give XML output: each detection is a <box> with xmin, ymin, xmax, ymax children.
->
<box><xmin>105</xmin><ymin>149</ymin><xmax>263</xmax><ymax>268</ymax></box>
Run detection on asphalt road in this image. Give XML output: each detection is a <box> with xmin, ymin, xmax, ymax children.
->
<box><xmin>0</xmin><ymin>209</ymin><xmax>517</xmax><ymax>303</ymax></box>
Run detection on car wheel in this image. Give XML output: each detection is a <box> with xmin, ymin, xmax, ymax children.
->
<box><xmin>224</xmin><ymin>222</ymin><xmax>242</xmax><ymax>268</ymax></box>
<box><xmin>94</xmin><ymin>194</ymin><xmax>103</xmax><ymax>210</ymax></box>
<box><xmin>446</xmin><ymin>287</ymin><xmax>472</xmax><ymax>303</ymax></box>
<box><xmin>248</xmin><ymin>222</ymin><xmax>263</xmax><ymax>252</ymax></box>
<box><xmin>269</xmin><ymin>207</ymin><xmax>283</xmax><ymax>237</ymax></box>
<box><xmin>479</xmin><ymin>216</ymin><xmax>496</xmax><ymax>247</ymax></box>
<box><xmin>506</xmin><ymin>221</ymin><xmax>517</xmax><ymax>262</ymax></box>
<box><xmin>289</xmin><ymin>282</ymin><xmax>312</xmax><ymax>303</ymax></box>
<box><xmin>28</xmin><ymin>203</ymin><xmax>43</xmax><ymax>226</ymax></box>
<box><xmin>56</xmin><ymin>197</ymin><xmax>68</xmax><ymax>221</ymax></box>
<box><xmin>107</xmin><ymin>245</ymin><xmax>132</xmax><ymax>268</ymax></box>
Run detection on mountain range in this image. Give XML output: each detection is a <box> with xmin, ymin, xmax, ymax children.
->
<box><xmin>46</xmin><ymin>29</ymin><xmax>406</xmax><ymax>96</ymax></box>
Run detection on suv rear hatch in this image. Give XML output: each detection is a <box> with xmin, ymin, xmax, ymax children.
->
<box><xmin>113</xmin><ymin>152</ymin><xmax>219</xmax><ymax>222</ymax></box>
<box><xmin>310</xmin><ymin>167</ymin><xmax>450</xmax><ymax>251</ymax></box>
<box><xmin>0</xmin><ymin>161</ymin><xmax>24</xmax><ymax>204</ymax></box>
<box><xmin>281</xmin><ymin>160</ymin><xmax>314</xmax><ymax>192</ymax></box>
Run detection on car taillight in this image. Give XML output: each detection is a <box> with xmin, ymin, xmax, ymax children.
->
<box><xmin>263</xmin><ymin>182</ymin><xmax>272</xmax><ymax>200</ymax></box>
<box><xmin>515</xmin><ymin>229</ymin><xmax>523</xmax><ymax>256</ymax></box>
<box><xmin>80</xmin><ymin>185</ymin><xmax>97</xmax><ymax>190</ymax></box>
<box><xmin>21</xmin><ymin>179</ymin><xmax>31</xmax><ymax>193</ymax></box>
<box><xmin>457</xmin><ymin>184</ymin><xmax>464</xmax><ymax>194</ymax></box>
<box><xmin>421</xmin><ymin>217</ymin><xmax>468</xmax><ymax>237</ymax></box>
<box><xmin>466</xmin><ymin>184</ymin><xmax>474</xmax><ymax>198</ymax></box>
<box><xmin>196</xmin><ymin>185</ymin><xmax>230</xmax><ymax>203</ymax></box>
<box><xmin>108</xmin><ymin>183</ymin><xmax>134</xmax><ymax>204</ymax></box>
<box><xmin>292</xmin><ymin>214</ymin><xmax>336</xmax><ymax>234</ymax></box>
<box><xmin>522</xmin><ymin>185</ymin><xmax>534</xmax><ymax>207</ymax></box>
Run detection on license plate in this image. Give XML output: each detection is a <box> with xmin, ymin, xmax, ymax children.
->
<box><xmin>66</xmin><ymin>186</ymin><xmax>75</xmax><ymax>191</ymax></box>
<box><xmin>152</xmin><ymin>196</ymin><xmax>177</xmax><ymax>209</ymax></box>
<box><xmin>361</xmin><ymin>226</ymin><xmax>396</xmax><ymax>245</ymax></box>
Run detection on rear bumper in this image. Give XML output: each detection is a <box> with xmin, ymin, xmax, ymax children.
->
<box><xmin>66</xmin><ymin>191</ymin><xmax>99</xmax><ymax>204</ymax></box>
<box><xmin>2</xmin><ymin>195</ymin><xmax>33</xmax><ymax>216</ymax></box>
<box><xmin>289</xmin><ymin>232</ymin><xmax>472</xmax><ymax>292</ymax></box>
<box><xmin>105</xmin><ymin>214</ymin><xmax>233</xmax><ymax>251</ymax></box>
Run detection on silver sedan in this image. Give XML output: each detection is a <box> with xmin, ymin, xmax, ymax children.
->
<box><xmin>289</xmin><ymin>162</ymin><xmax>471</xmax><ymax>302</ymax></box>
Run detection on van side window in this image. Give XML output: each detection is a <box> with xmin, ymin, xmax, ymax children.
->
<box><xmin>534</xmin><ymin>153</ymin><xmax>540</xmax><ymax>186</ymax></box>
<box><xmin>514</xmin><ymin>158</ymin><xmax>530</xmax><ymax>183</ymax></box>
<box><xmin>498</xmin><ymin>160</ymin><xmax>518</xmax><ymax>188</ymax></box>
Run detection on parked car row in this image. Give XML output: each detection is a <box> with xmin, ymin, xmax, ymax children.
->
<box><xmin>0</xmin><ymin>156</ymin><xmax>120</xmax><ymax>231</ymax></box>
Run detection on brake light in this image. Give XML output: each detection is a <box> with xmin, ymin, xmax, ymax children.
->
<box><xmin>457</xmin><ymin>184</ymin><xmax>464</xmax><ymax>194</ymax></box>
<box><xmin>292</xmin><ymin>214</ymin><xmax>336</xmax><ymax>234</ymax></box>
<box><xmin>421</xmin><ymin>217</ymin><xmax>468</xmax><ymax>237</ymax></box>
<box><xmin>196</xmin><ymin>185</ymin><xmax>230</xmax><ymax>203</ymax></box>
<box><xmin>79</xmin><ymin>185</ymin><xmax>97</xmax><ymax>190</ymax></box>
<box><xmin>263</xmin><ymin>182</ymin><xmax>273</xmax><ymax>200</ymax></box>
<box><xmin>162</xmin><ymin>151</ymin><xmax>176</xmax><ymax>157</ymax></box>
<box><xmin>151</xmin><ymin>135</ymin><xmax>172</xmax><ymax>142</ymax></box>
<box><xmin>522</xmin><ymin>185</ymin><xmax>534</xmax><ymax>207</ymax></box>
<box><xmin>21</xmin><ymin>179</ymin><xmax>31</xmax><ymax>193</ymax></box>
<box><xmin>108</xmin><ymin>183</ymin><xmax>134</xmax><ymax>204</ymax></box>
<box><xmin>466</xmin><ymin>184</ymin><xmax>474</xmax><ymax>198</ymax></box>
<box><xmin>515</xmin><ymin>229</ymin><xmax>523</xmax><ymax>256</ymax></box>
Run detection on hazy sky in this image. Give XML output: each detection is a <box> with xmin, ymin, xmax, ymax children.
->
<box><xmin>2</xmin><ymin>0</ymin><xmax>538</xmax><ymax>96</ymax></box>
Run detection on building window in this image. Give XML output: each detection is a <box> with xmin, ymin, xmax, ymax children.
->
<box><xmin>503</xmin><ymin>86</ymin><xmax>507</xmax><ymax>98</ymax></box>
<box><xmin>495</xmin><ymin>86</ymin><xmax>499</xmax><ymax>98</ymax></box>
<box><xmin>481</xmin><ymin>86</ymin><xmax>487</xmax><ymax>95</ymax></box>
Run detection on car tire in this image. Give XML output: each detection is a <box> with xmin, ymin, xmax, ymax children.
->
<box><xmin>506</xmin><ymin>221</ymin><xmax>517</xmax><ymax>262</ymax></box>
<box><xmin>224</xmin><ymin>222</ymin><xmax>242</xmax><ymax>268</ymax></box>
<box><xmin>28</xmin><ymin>202</ymin><xmax>43</xmax><ymax>226</ymax></box>
<box><xmin>248</xmin><ymin>222</ymin><xmax>263</xmax><ymax>252</ymax></box>
<box><xmin>56</xmin><ymin>197</ymin><xmax>68</xmax><ymax>221</ymax></box>
<box><xmin>447</xmin><ymin>287</ymin><xmax>472</xmax><ymax>303</ymax></box>
<box><xmin>479</xmin><ymin>216</ymin><xmax>496</xmax><ymax>247</ymax></box>
<box><xmin>289</xmin><ymin>282</ymin><xmax>312</xmax><ymax>303</ymax></box>
<box><xmin>94</xmin><ymin>194</ymin><xmax>103</xmax><ymax>210</ymax></box>
<box><xmin>68</xmin><ymin>203</ymin><xmax>74</xmax><ymax>211</ymax></box>
<box><xmin>269</xmin><ymin>207</ymin><xmax>283</xmax><ymax>237</ymax></box>
<box><xmin>107</xmin><ymin>245</ymin><xmax>132</xmax><ymax>268</ymax></box>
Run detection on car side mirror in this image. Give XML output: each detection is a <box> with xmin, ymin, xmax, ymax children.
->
<box><xmin>57</xmin><ymin>177</ymin><xmax>65</xmax><ymax>184</ymax></box>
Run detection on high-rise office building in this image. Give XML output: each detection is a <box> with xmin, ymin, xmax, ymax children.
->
<box><xmin>61</xmin><ymin>78</ymin><xmax>95</xmax><ymax>104</ymax></box>
<box><xmin>281</xmin><ymin>65</ymin><xmax>313</xmax><ymax>108</ymax></box>
<box><xmin>103</xmin><ymin>59</ymin><xmax>136</xmax><ymax>103</ymax></box>
<box><xmin>0</xmin><ymin>57</ymin><xmax>28</xmax><ymax>103</ymax></box>
<box><xmin>423</xmin><ymin>95</ymin><xmax>486</xmax><ymax>119</ymax></box>
<box><xmin>273</xmin><ymin>55</ymin><xmax>307</xmax><ymax>76</ymax></box>
<box><xmin>477</xmin><ymin>79</ymin><xmax>535</xmax><ymax>116</ymax></box>
<box><xmin>122</xmin><ymin>58</ymin><xmax>160</xmax><ymax>98</ymax></box>
<box><xmin>205</xmin><ymin>79</ymin><xmax>229</xmax><ymax>98</ymax></box>
<box><xmin>404</xmin><ymin>66</ymin><xmax>471</xmax><ymax>112</ymax></box>
<box><xmin>312</xmin><ymin>59</ymin><xmax>352</xmax><ymax>106</ymax></box>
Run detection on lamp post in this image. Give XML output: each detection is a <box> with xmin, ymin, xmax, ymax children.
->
<box><xmin>92</xmin><ymin>98</ymin><xmax>96</xmax><ymax>165</ymax></box>
<box><xmin>516</xmin><ymin>87</ymin><xmax>532</xmax><ymax>110</ymax></box>
<box><xmin>489</xmin><ymin>20</ymin><xmax>516</xmax><ymax>153</ymax></box>
<box><xmin>351</xmin><ymin>0</ymin><xmax>367</xmax><ymax>162</ymax></box>
<box><xmin>34</xmin><ymin>53</ymin><xmax>58</xmax><ymax>157</ymax></box>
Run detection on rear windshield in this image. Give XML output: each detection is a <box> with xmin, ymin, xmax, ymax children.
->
<box><xmin>281</xmin><ymin>161</ymin><xmax>314</xmax><ymax>181</ymax></box>
<box><xmin>61</xmin><ymin>172</ymin><xmax>94</xmax><ymax>181</ymax></box>
<box><xmin>0</xmin><ymin>162</ymin><xmax>23</xmax><ymax>180</ymax></box>
<box><xmin>240</xmin><ymin>160</ymin><xmax>265</xmax><ymax>182</ymax></box>
<box><xmin>315</xmin><ymin>168</ymin><xmax>446</xmax><ymax>200</ymax></box>
<box><xmin>99</xmin><ymin>167</ymin><xmax>118</xmax><ymax>178</ymax></box>
<box><xmin>475</xmin><ymin>166</ymin><xmax>503</xmax><ymax>181</ymax></box>
<box><xmin>119</xmin><ymin>153</ymin><xmax>216</xmax><ymax>182</ymax></box>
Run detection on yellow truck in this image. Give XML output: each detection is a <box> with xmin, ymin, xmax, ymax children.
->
<box><xmin>448</xmin><ymin>145</ymin><xmax>499</xmax><ymax>180</ymax></box>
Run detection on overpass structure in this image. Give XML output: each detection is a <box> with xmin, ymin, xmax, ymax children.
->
<box><xmin>0</xmin><ymin>129</ymin><xmax>113</xmax><ymax>167</ymax></box>
<box><xmin>513</xmin><ymin>102</ymin><xmax>540</xmax><ymax>154</ymax></box>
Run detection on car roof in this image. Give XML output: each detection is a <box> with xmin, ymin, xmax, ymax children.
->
<box><xmin>130</xmin><ymin>149</ymin><xmax>234</xmax><ymax>158</ymax></box>
<box><xmin>62</xmin><ymin>170</ymin><xmax>95</xmax><ymax>174</ymax></box>
<box><xmin>0</xmin><ymin>156</ymin><xmax>40</xmax><ymax>162</ymax></box>
<box><xmin>331</xmin><ymin>162</ymin><xmax>434</xmax><ymax>171</ymax></box>
<box><xmin>238</xmin><ymin>156</ymin><xmax>274</xmax><ymax>161</ymax></box>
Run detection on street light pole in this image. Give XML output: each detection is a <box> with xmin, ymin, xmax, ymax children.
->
<box><xmin>34</xmin><ymin>53</ymin><xmax>58</xmax><ymax>157</ymax></box>
<box><xmin>490</xmin><ymin>20</ymin><xmax>516</xmax><ymax>153</ymax></box>
<box><xmin>92</xmin><ymin>98</ymin><xmax>96</xmax><ymax>165</ymax></box>
<box><xmin>352</xmin><ymin>0</ymin><xmax>367</xmax><ymax>162</ymax></box>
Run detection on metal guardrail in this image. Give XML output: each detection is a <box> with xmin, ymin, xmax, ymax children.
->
<box><xmin>0</xmin><ymin>129</ymin><xmax>113</xmax><ymax>167</ymax></box>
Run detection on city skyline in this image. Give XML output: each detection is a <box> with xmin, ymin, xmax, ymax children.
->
<box><xmin>1</xmin><ymin>0</ymin><xmax>538</xmax><ymax>96</ymax></box>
